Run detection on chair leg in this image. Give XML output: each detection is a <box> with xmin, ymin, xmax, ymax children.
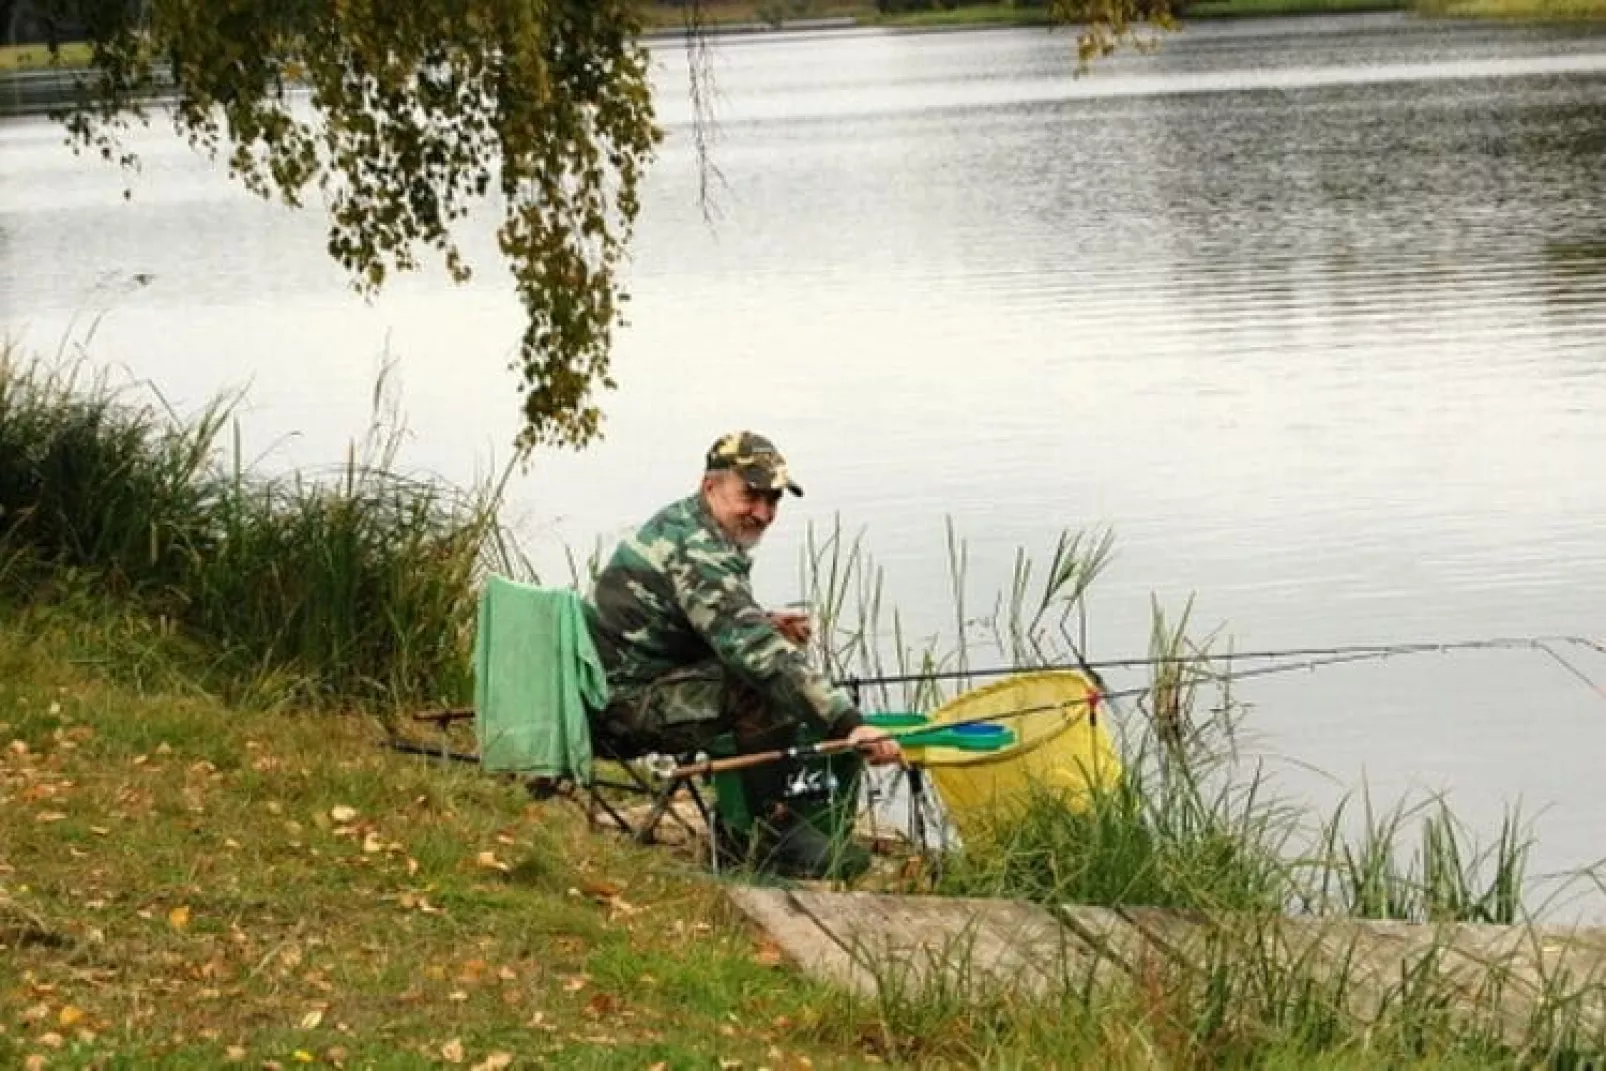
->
<box><xmin>633</xmin><ymin>775</ymin><xmax>695</xmax><ymax>846</ymax></box>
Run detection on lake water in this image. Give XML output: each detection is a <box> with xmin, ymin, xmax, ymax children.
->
<box><xmin>4</xmin><ymin>13</ymin><xmax>1606</xmax><ymax>912</ymax></box>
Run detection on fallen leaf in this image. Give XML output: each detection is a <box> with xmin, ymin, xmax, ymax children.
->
<box><xmin>330</xmin><ymin>805</ymin><xmax>358</xmax><ymax>823</ymax></box>
<box><xmin>471</xmin><ymin>1054</ymin><xmax>513</xmax><ymax>1071</ymax></box>
<box><xmin>292</xmin><ymin>1052</ymin><xmax>314</xmax><ymax>1064</ymax></box>
<box><xmin>580</xmin><ymin>879</ymin><xmax>622</xmax><ymax>900</ymax></box>
<box><xmin>647</xmin><ymin>1063</ymin><xmax>669</xmax><ymax>1071</ymax></box>
<box><xmin>362</xmin><ymin>833</ymin><xmax>384</xmax><ymax>854</ymax></box>
<box><xmin>299</xmin><ymin>1009</ymin><xmax>324</xmax><ymax>1030</ymax></box>
<box><xmin>406</xmin><ymin>857</ymin><xmax>419</xmax><ymax>876</ymax></box>
<box><xmin>57</xmin><ymin>1006</ymin><xmax>84</xmax><ymax>1027</ymax></box>
<box><xmin>223</xmin><ymin>838</ymin><xmax>241</xmax><ymax>850</ymax></box>
<box><xmin>156</xmin><ymin>743</ymin><xmax>173</xmax><ymax>755</ymax></box>
<box><xmin>168</xmin><ymin>906</ymin><xmax>191</xmax><ymax>931</ymax></box>
<box><xmin>562</xmin><ymin>975</ymin><xmax>589</xmax><ymax>993</ymax></box>
<box><xmin>447</xmin><ymin>990</ymin><xmax>469</xmax><ymax>1003</ymax></box>
<box><xmin>37</xmin><ymin>1031</ymin><xmax>65</xmax><ymax>1049</ymax></box>
<box><xmin>584</xmin><ymin>992</ymin><xmax>617</xmax><ymax>1018</ymax></box>
<box><xmin>441</xmin><ymin>1038</ymin><xmax>466</xmax><ymax>1064</ymax></box>
<box><xmin>224</xmin><ymin>1045</ymin><xmax>247</xmax><ymax>1062</ymax></box>
<box><xmin>24</xmin><ymin>1056</ymin><xmax>45</xmax><ymax>1071</ymax></box>
<box><xmin>21</xmin><ymin>1003</ymin><xmax>50</xmax><ymax>1023</ymax></box>
<box><xmin>475</xmin><ymin>851</ymin><xmax>510</xmax><ymax>873</ymax></box>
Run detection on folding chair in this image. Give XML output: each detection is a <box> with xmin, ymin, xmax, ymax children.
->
<box><xmin>401</xmin><ymin>709</ymin><xmax>723</xmax><ymax>852</ymax></box>
<box><xmin>400</xmin><ymin>575</ymin><xmax>721</xmax><ymax>852</ymax></box>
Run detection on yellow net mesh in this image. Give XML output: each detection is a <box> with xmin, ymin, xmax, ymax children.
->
<box><xmin>909</xmin><ymin>670</ymin><xmax>1123</xmax><ymax>837</ymax></box>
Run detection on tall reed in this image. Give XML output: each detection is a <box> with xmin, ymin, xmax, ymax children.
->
<box><xmin>800</xmin><ymin>514</ymin><xmax>1545</xmax><ymax>926</ymax></box>
<box><xmin>0</xmin><ymin>344</ymin><xmax>515</xmax><ymax>707</ymax></box>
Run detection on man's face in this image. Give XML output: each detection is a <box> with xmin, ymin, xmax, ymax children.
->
<box><xmin>702</xmin><ymin>471</ymin><xmax>781</xmax><ymax>549</ymax></box>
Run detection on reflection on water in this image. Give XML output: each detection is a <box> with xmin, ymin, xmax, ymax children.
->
<box><xmin>4</xmin><ymin>12</ymin><xmax>1606</xmax><ymax>910</ymax></box>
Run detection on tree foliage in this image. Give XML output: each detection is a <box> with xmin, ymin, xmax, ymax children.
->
<box><xmin>48</xmin><ymin>0</ymin><xmax>660</xmax><ymax>451</ymax></box>
<box><xmin>40</xmin><ymin>0</ymin><xmax>1173</xmax><ymax>451</ymax></box>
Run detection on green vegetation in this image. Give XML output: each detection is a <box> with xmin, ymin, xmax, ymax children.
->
<box><xmin>0</xmin><ymin>41</ymin><xmax>91</xmax><ymax>70</ymax></box>
<box><xmin>1417</xmin><ymin>0</ymin><xmax>1606</xmax><ymax>16</ymax></box>
<box><xmin>1185</xmin><ymin>0</ymin><xmax>1404</xmax><ymax>16</ymax></box>
<box><xmin>5</xmin><ymin>350</ymin><xmax>1606</xmax><ymax>1065</ymax></box>
<box><xmin>0</xmin><ymin>346</ymin><xmax>508</xmax><ymax>710</ymax></box>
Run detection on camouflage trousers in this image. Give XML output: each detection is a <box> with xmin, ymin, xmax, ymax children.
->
<box><xmin>592</xmin><ymin>660</ymin><xmax>797</xmax><ymax>759</ymax></box>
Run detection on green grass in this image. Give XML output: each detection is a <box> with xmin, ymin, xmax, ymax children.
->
<box><xmin>0</xmin><ymin>346</ymin><xmax>518</xmax><ymax>711</ymax></box>
<box><xmin>872</xmin><ymin>4</ymin><xmax>1055</xmax><ymax>28</ymax></box>
<box><xmin>0</xmin><ymin>42</ymin><xmax>93</xmax><ymax>71</ymax></box>
<box><xmin>1185</xmin><ymin>0</ymin><xmax>1406</xmax><ymax>16</ymax></box>
<box><xmin>1416</xmin><ymin>0</ymin><xmax>1606</xmax><ymax>16</ymax></box>
<box><xmin>8</xmin><ymin>604</ymin><xmax>1598</xmax><ymax>1067</ymax></box>
<box><xmin>0</xmin><ymin>609</ymin><xmax>887</xmax><ymax>1069</ymax></box>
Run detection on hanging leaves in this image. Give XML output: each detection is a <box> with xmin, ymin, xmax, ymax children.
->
<box><xmin>52</xmin><ymin>0</ymin><xmax>661</xmax><ymax>451</ymax></box>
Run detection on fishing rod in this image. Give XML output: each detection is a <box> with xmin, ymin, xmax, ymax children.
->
<box><xmin>673</xmin><ymin>638</ymin><xmax>1606</xmax><ymax>780</ymax></box>
<box><xmin>664</xmin><ymin>686</ymin><xmax>1144</xmax><ymax>780</ymax></box>
<box><xmin>835</xmin><ymin>635</ymin><xmax>1604</xmax><ymax>691</ymax></box>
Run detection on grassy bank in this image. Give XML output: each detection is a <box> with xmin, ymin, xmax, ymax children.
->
<box><xmin>6</xmin><ymin>352</ymin><xmax>1606</xmax><ymax>1064</ymax></box>
<box><xmin>1417</xmin><ymin>0</ymin><xmax>1606</xmax><ymax>16</ymax></box>
<box><xmin>1185</xmin><ymin>0</ymin><xmax>1404</xmax><ymax>17</ymax></box>
<box><xmin>6</xmin><ymin>567</ymin><xmax>1603</xmax><ymax>1067</ymax></box>
<box><xmin>0</xmin><ymin>42</ymin><xmax>92</xmax><ymax>71</ymax></box>
<box><xmin>0</xmin><ymin>349</ymin><xmax>508</xmax><ymax>711</ymax></box>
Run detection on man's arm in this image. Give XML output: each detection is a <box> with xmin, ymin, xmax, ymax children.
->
<box><xmin>667</xmin><ymin>548</ymin><xmax>862</xmax><ymax>736</ymax></box>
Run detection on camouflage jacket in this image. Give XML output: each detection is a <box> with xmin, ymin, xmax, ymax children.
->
<box><xmin>585</xmin><ymin>494</ymin><xmax>861</xmax><ymax>735</ymax></box>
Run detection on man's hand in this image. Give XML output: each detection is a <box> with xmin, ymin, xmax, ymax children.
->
<box><xmin>846</xmin><ymin>724</ymin><xmax>902</xmax><ymax>766</ymax></box>
<box><xmin>768</xmin><ymin>610</ymin><xmax>812</xmax><ymax>646</ymax></box>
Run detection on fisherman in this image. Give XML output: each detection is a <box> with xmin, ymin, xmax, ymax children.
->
<box><xmin>585</xmin><ymin>431</ymin><xmax>901</xmax><ymax>879</ymax></box>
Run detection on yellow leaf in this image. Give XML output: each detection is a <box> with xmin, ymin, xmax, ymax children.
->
<box><xmin>299</xmin><ymin>1009</ymin><xmax>324</xmax><ymax>1030</ymax></box>
<box><xmin>441</xmin><ymin>1038</ymin><xmax>466</xmax><ymax>1064</ymax></box>
<box><xmin>168</xmin><ymin>906</ymin><xmax>192</xmax><ymax>931</ymax></box>
<box><xmin>330</xmin><ymin>805</ymin><xmax>357</xmax><ymax>823</ymax></box>
<box><xmin>362</xmin><ymin>832</ymin><xmax>384</xmax><ymax>854</ymax></box>
<box><xmin>471</xmin><ymin>1054</ymin><xmax>514</xmax><ymax>1071</ymax></box>
<box><xmin>293</xmin><ymin>1051</ymin><xmax>315</xmax><ymax>1064</ymax></box>
<box><xmin>57</xmin><ymin>1005</ymin><xmax>85</xmax><ymax>1027</ymax></box>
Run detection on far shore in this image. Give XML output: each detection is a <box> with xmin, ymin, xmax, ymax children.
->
<box><xmin>4</xmin><ymin>0</ymin><xmax>1604</xmax><ymax>74</ymax></box>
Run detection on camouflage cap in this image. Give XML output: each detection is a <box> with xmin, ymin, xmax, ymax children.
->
<box><xmin>705</xmin><ymin>431</ymin><xmax>803</xmax><ymax>497</ymax></box>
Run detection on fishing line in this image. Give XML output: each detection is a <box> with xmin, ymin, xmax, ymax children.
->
<box><xmin>836</xmin><ymin>635</ymin><xmax>1602</xmax><ymax>691</ymax></box>
<box><xmin>1535</xmin><ymin>641</ymin><xmax>1606</xmax><ymax>706</ymax></box>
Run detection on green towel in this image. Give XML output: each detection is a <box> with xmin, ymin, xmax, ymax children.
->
<box><xmin>473</xmin><ymin>576</ymin><xmax>609</xmax><ymax>782</ymax></box>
